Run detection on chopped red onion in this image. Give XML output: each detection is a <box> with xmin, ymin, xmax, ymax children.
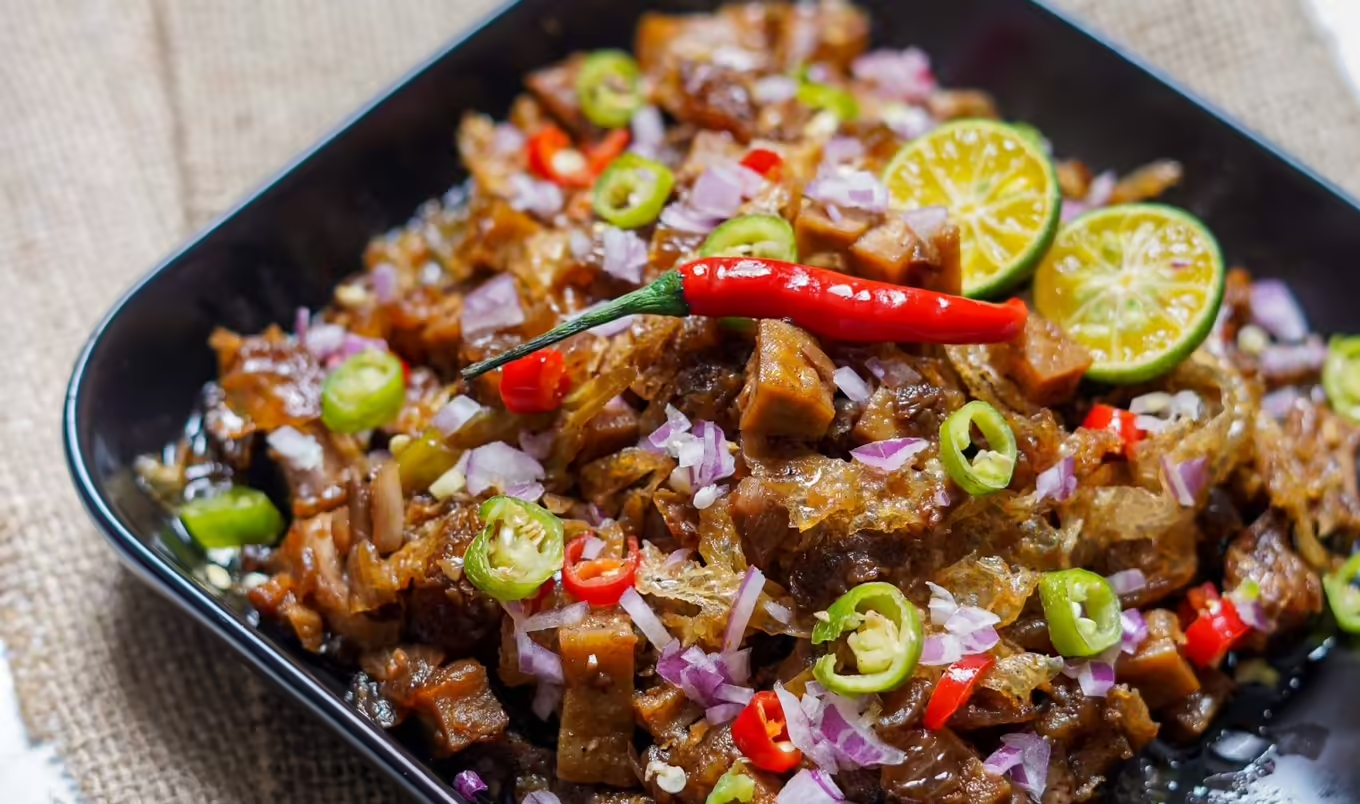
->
<box><xmin>901</xmin><ymin>205</ymin><xmax>949</xmax><ymax>240</ymax></box>
<box><xmin>851</xmin><ymin>47</ymin><xmax>936</xmax><ymax>102</ymax></box>
<box><xmin>662</xmin><ymin>547</ymin><xmax>692</xmax><ymax>569</ymax></box>
<box><xmin>865</xmin><ymin>356</ymin><xmax>921</xmax><ymax>386</ymax></box>
<box><xmin>516</xmin><ymin>630</ymin><xmax>564</xmax><ymax>685</ymax></box>
<box><xmin>765</xmin><ymin>599</ymin><xmax>794</xmax><ymax>624</ymax></box>
<box><xmin>266</xmin><ymin>426</ymin><xmax>324</xmax><ymax>471</ymax></box>
<box><xmin>1034</xmin><ymin>456</ymin><xmax>1076</xmax><ymax>504</ymax></box>
<box><xmin>619</xmin><ymin>587</ymin><xmax>674</xmax><ymax>650</ymax></box>
<box><xmin>524</xmin><ymin>792</ymin><xmax>561</xmax><ymax>804</ymax></box>
<box><xmin>293</xmin><ymin>307</ymin><xmax>310</xmax><ymax>341</ymax></box>
<box><xmin>919</xmin><ymin>633</ymin><xmax>963</xmax><ymax>666</ymax></box>
<box><xmin>705</xmin><ymin>703</ymin><xmax>745</xmax><ymax>725</ymax></box>
<box><xmin>303</xmin><ymin>323</ymin><xmax>347</xmax><ymax>361</ymax></box>
<box><xmin>1250</xmin><ymin>279</ymin><xmax>1309</xmax><ymax>343</ymax></box>
<box><xmin>882</xmin><ymin>103</ymin><xmax>935</xmax><ymax>140</ymax></box>
<box><xmin>825</xmin><ymin>203</ymin><xmax>845</xmax><ymax>224</ymax></box>
<box><xmin>723</xmin><ymin>567</ymin><xmax>766</xmax><ymax>653</ymax></box>
<box><xmin>461</xmin><ymin>274</ymin><xmax>524</xmax><ymax>337</ymax></box>
<box><xmin>433</xmin><ymin>395</ymin><xmax>483</xmax><ymax>437</ymax></box>
<box><xmin>372</xmin><ymin>262</ymin><xmax>399</xmax><ymax>303</ymax></box>
<box><xmin>945</xmin><ymin>606</ymin><xmax>1001</xmax><ymax>635</ymax></box>
<box><xmin>850</xmin><ymin>437</ymin><xmax>928</xmax><ymax>472</ymax></box>
<box><xmin>580</xmin><ymin>535</ymin><xmax>606</xmax><ymax>560</ymax></box>
<box><xmin>501</xmin><ymin>600</ymin><xmax>524</xmax><ymax>622</ymax></box>
<box><xmin>630</xmin><ymin>105</ymin><xmax>665</xmax><ymax>156</ymax></box>
<box><xmin>1086</xmin><ymin>170</ymin><xmax>1117</xmax><ymax>207</ymax></box>
<box><xmin>1121</xmin><ymin>608</ymin><xmax>1148</xmax><ymax>654</ymax></box>
<box><xmin>506</xmin><ymin>478</ymin><xmax>544</xmax><ymax>501</ymax></box>
<box><xmin>1161</xmin><ymin>456</ymin><xmax>1208</xmax><ymax>507</ymax></box>
<box><xmin>658</xmin><ymin>642</ymin><xmax>735</xmax><ymax>706</ymax></box>
<box><xmin>465</xmin><ymin>442</ymin><xmax>545</xmax><ymax>496</ymax></box>
<box><xmin>1107</xmin><ymin>569</ymin><xmax>1148</xmax><ymax>596</ymax></box>
<box><xmin>833</xmin><ymin>366</ymin><xmax>872</xmax><ymax>403</ymax></box>
<box><xmin>693</xmin><ymin>483</ymin><xmax>728</xmax><ymax>510</ymax></box>
<box><xmin>532</xmin><ymin>682</ymin><xmax>562</xmax><ymax>720</ymax></box>
<box><xmin>960</xmin><ymin>627</ymin><xmax>1000</xmax><ymax>654</ymax></box>
<box><xmin>720</xmin><ymin>649</ymin><xmax>752</xmax><ymax>686</ymax></box>
<box><xmin>492</xmin><ymin>123</ymin><xmax>526</xmax><ymax>155</ymax></box>
<box><xmin>507</xmin><ymin>173</ymin><xmax>564</xmax><ymax>219</ymax></box>
<box><xmin>453</xmin><ymin>770</ymin><xmax>488</xmax><ymax>799</ymax></box>
<box><xmin>996</xmin><ymin>733</ymin><xmax>1050</xmax><ymax>798</ymax></box>
<box><xmin>1228</xmin><ymin>585</ymin><xmax>1272</xmax><ymax>633</ymax></box>
<box><xmin>753</xmin><ymin>74</ymin><xmax>798</xmax><ymax>104</ymax></box>
<box><xmin>818</xmin><ymin>695</ymin><xmax>906</xmax><ymax>769</ymax></box>
<box><xmin>659</xmin><ymin>202</ymin><xmax>723</xmax><ymax>234</ymax></box>
<box><xmin>777</xmin><ymin>769</ymin><xmax>844</xmax><ymax>804</ymax></box>
<box><xmin>1259</xmin><ymin>337</ymin><xmax>1327</xmax><ymax>379</ymax></box>
<box><xmin>822</xmin><ymin>136</ymin><xmax>865</xmax><ymax>166</ymax></box>
<box><xmin>687</xmin><ymin>421</ymin><xmax>736</xmax><ymax>488</ymax></box>
<box><xmin>775</xmin><ymin>684</ymin><xmax>841</xmax><ymax>771</ymax></box>
<box><xmin>690</xmin><ymin>163</ymin><xmax>745</xmax><ymax>219</ymax></box>
<box><xmin>646</xmin><ymin>404</ymin><xmax>693</xmax><ymax>452</ymax></box>
<box><xmin>518</xmin><ymin>429</ymin><xmax>555</xmax><ymax>461</ymax></box>
<box><xmin>335</xmin><ymin>332</ymin><xmax>389</xmax><ymax>363</ymax></box>
<box><xmin>601</xmin><ymin>226</ymin><xmax>648</xmax><ymax>284</ymax></box>
<box><xmin>926</xmin><ymin>582</ymin><xmax>958</xmax><ymax>626</ymax></box>
<box><xmin>982</xmin><ymin>744</ymin><xmax>1024</xmax><ymax>777</ymax></box>
<box><xmin>1262</xmin><ymin>386</ymin><xmax>1302</xmax><ymax>420</ymax></box>
<box><xmin>521</xmin><ymin>601</ymin><xmax>590</xmax><ymax>632</ymax></box>
<box><xmin>1063</xmin><ymin>659</ymin><xmax>1116</xmax><ymax>697</ymax></box>
<box><xmin>569</xmin><ymin>229</ymin><xmax>594</xmax><ymax>262</ymax></box>
<box><xmin>806</xmin><ymin>170</ymin><xmax>888</xmax><ymax>213</ymax></box>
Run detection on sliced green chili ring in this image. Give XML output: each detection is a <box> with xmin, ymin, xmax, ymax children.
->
<box><xmin>321</xmin><ymin>349</ymin><xmax>406</xmax><ymax>434</ymax></box>
<box><xmin>706</xmin><ymin>765</ymin><xmax>756</xmax><ymax>804</ymax></box>
<box><xmin>577</xmin><ymin>49</ymin><xmax>644</xmax><ymax>129</ymax></box>
<box><xmin>1323</xmin><ymin>335</ymin><xmax>1360</xmax><ymax>425</ymax></box>
<box><xmin>940</xmin><ymin>400</ymin><xmax>1017</xmax><ymax>496</ymax></box>
<box><xmin>178</xmin><ymin>487</ymin><xmax>285</xmax><ymax>549</ymax></box>
<box><xmin>699</xmin><ymin>214</ymin><xmax>798</xmax><ymax>262</ymax></box>
<box><xmin>463</xmin><ymin>496</ymin><xmax>565</xmax><ymax>601</ymax></box>
<box><xmin>593</xmin><ymin>153</ymin><xmax>675</xmax><ymax>229</ymax></box>
<box><xmin>796</xmin><ymin>82</ymin><xmax>860</xmax><ymax>122</ymax></box>
<box><xmin>1324</xmin><ymin>552</ymin><xmax>1360</xmax><ymax>634</ymax></box>
<box><xmin>397</xmin><ymin>428</ymin><xmax>459</xmax><ymax>491</ymax></box>
<box><xmin>1039</xmin><ymin>569</ymin><xmax>1124</xmax><ymax>657</ymax></box>
<box><xmin>811</xmin><ymin>581</ymin><xmax>923</xmax><ymax>695</ymax></box>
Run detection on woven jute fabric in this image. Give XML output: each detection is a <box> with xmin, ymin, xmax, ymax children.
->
<box><xmin>0</xmin><ymin>1</ymin><xmax>1356</xmax><ymax>801</ymax></box>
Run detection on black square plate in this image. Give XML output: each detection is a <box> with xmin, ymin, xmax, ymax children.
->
<box><xmin>64</xmin><ymin>0</ymin><xmax>1360</xmax><ymax>801</ymax></box>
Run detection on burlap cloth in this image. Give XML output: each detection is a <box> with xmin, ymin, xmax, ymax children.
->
<box><xmin>1</xmin><ymin>0</ymin><xmax>1358</xmax><ymax>801</ymax></box>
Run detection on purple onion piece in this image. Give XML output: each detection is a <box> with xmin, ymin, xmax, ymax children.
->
<box><xmin>849</xmin><ymin>437</ymin><xmax>928</xmax><ymax>472</ymax></box>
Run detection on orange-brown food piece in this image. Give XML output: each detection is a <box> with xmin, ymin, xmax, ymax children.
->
<box><xmin>995</xmin><ymin>314</ymin><xmax>1094</xmax><ymax>406</ymax></box>
<box><xmin>412</xmin><ymin>658</ymin><xmax>509</xmax><ymax>756</ymax></box>
<box><xmin>1116</xmin><ymin>609</ymin><xmax>1201</xmax><ymax>710</ymax></box>
<box><xmin>557</xmin><ymin>611</ymin><xmax>639</xmax><ymax>786</ymax></box>
<box><xmin>737</xmin><ymin>320</ymin><xmax>837</xmax><ymax>438</ymax></box>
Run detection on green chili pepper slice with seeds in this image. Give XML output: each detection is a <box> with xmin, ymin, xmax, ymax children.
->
<box><xmin>179</xmin><ymin>487</ymin><xmax>285</xmax><ymax>549</ymax></box>
<box><xmin>1039</xmin><ymin>568</ymin><xmax>1124</xmax><ymax>657</ymax></box>
<box><xmin>321</xmin><ymin>350</ymin><xmax>406</xmax><ymax>434</ymax></box>
<box><xmin>577</xmin><ymin>49</ymin><xmax>644</xmax><ymax>129</ymax></box>
<box><xmin>1323</xmin><ymin>335</ymin><xmax>1360</xmax><ymax>426</ymax></box>
<box><xmin>1324</xmin><ymin>552</ymin><xmax>1360</xmax><ymax>634</ymax></box>
<box><xmin>463</xmin><ymin>496</ymin><xmax>565</xmax><ymax>601</ymax></box>
<box><xmin>593</xmin><ymin>153</ymin><xmax>675</xmax><ymax>229</ymax></box>
<box><xmin>811</xmin><ymin>581</ymin><xmax>923</xmax><ymax>695</ymax></box>
<box><xmin>940</xmin><ymin>400</ymin><xmax>1017</xmax><ymax>496</ymax></box>
<box><xmin>705</xmin><ymin>765</ymin><xmax>756</xmax><ymax>804</ymax></box>
<box><xmin>699</xmin><ymin>214</ymin><xmax>798</xmax><ymax>262</ymax></box>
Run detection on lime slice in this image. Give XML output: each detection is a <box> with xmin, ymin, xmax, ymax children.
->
<box><xmin>1033</xmin><ymin>203</ymin><xmax>1225</xmax><ymax>384</ymax></box>
<box><xmin>882</xmin><ymin>119</ymin><xmax>1061</xmax><ymax>298</ymax></box>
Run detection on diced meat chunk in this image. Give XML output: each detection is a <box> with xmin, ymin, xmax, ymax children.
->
<box><xmin>208</xmin><ymin>326</ymin><xmax>325</xmax><ymax>436</ymax></box>
<box><xmin>664</xmin><ymin>61</ymin><xmax>759</xmax><ymax>143</ymax></box>
<box><xmin>772</xmin><ymin>0</ymin><xmax>870</xmax><ymax>72</ymax></box>
<box><xmin>1034</xmin><ymin>677</ymin><xmax>1157</xmax><ymax>790</ymax></box>
<box><xmin>879</xmin><ymin>726</ymin><xmax>1012</xmax><ymax>804</ymax></box>
<box><xmin>848</xmin><ymin>218</ymin><xmax>963</xmax><ymax>294</ymax></box>
<box><xmin>634</xmin><ymin>684</ymin><xmax>702</xmax><ymax>747</ymax></box>
<box><xmin>927</xmin><ymin>90</ymin><xmax>999</xmax><ymax>121</ymax></box>
<box><xmin>525</xmin><ymin>56</ymin><xmax>591</xmax><ymax>136</ymax></box>
<box><xmin>411</xmin><ymin>659</ymin><xmax>509</xmax><ymax>756</ymax></box>
<box><xmin>577</xmin><ymin>400</ymin><xmax>641</xmax><ymax>464</ymax></box>
<box><xmin>634</xmin><ymin>7</ymin><xmax>770</xmax><ymax>76</ymax></box>
<box><xmin>737</xmin><ymin>320</ymin><xmax>837</xmax><ymax>438</ymax></box>
<box><xmin>1224</xmin><ymin>509</ymin><xmax>1323</xmax><ymax>637</ymax></box>
<box><xmin>794</xmin><ymin>201</ymin><xmax>874</xmax><ymax>262</ymax></box>
<box><xmin>993</xmin><ymin>315</ymin><xmax>1094</xmax><ymax>406</ymax></box>
<box><xmin>558</xmin><ymin>611</ymin><xmax>639</xmax><ymax>786</ymax></box>
<box><xmin>1115</xmin><ymin>609</ymin><xmax>1200</xmax><ymax>710</ymax></box>
<box><xmin>1160</xmin><ymin>666</ymin><xmax>1234</xmax><ymax>742</ymax></box>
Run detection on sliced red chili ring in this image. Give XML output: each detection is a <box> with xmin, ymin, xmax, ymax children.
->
<box><xmin>562</xmin><ymin>534</ymin><xmax>640</xmax><ymax>606</ymax></box>
<box><xmin>731</xmin><ymin>690</ymin><xmax>802</xmax><ymax>773</ymax></box>
<box><xmin>1082</xmin><ymin>403</ymin><xmax>1145</xmax><ymax>459</ymax></box>
<box><xmin>499</xmin><ymin>348</ymin><xmax>571</xmax><ymax>415</ymax></box>
<box><xmin>740</xmin><ymin>148</ymin><xmax>784</xmax><ymax>180</ymax></box>
<box><xmin>923</xmin><ymin>653</ymin><xmax>994</xmax><ymax>730</ymax></box>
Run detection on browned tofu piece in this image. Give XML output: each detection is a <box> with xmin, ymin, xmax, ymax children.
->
<box><xmin>633</xmin><ymin>683</ymin><xmax>701</xmax><ymax>747</ymax></box>
<box><xmin>738</xmin><ymin>320</ymin><xmax>837</xmax><ymax>439</ymax></box>
<box><xmin>794</xmin><ymin>201</ymin><xmax>873</xmax><ymax>261</ymax></box>
<box><xmin>557</xmin><ymin>611</ymin><xmax>639</xmax><ymax>786</ymax></box>
<box><xmin>927</xmin><ymin>89</ymin><xmax>999</xmax><ymax>121</ymax></box>
<box><xmin>847</xmin><ymin>218</ymin><xmax>962</xmax><ymax>295</ymax></box>
<box><xmin>773</xmin><ymin>1</ymin><xmax>870</xmax><ymax>72</ymax></box>
<box><xmin>577</xmin><ymin>401</ymin><xmax>641</xmax><ymax>464</ymax></box>
<box><xmin>1116</xmin><ymin>609</ymin><xmax>1201</xmax><ymax>710</ymax></box>
<box><xmin>995</xmin><ymin>314</ymin><xmax>1094</xmax><ymax>406</ymax></box>
<box><xmin>412</xmin><ymin>658</ymin><xmax>509</xmax><ymax>756</ymax></box>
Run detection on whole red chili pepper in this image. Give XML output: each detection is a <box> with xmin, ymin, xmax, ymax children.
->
<box><xmin>463</xmin><ymin>258</ymin><xmax>1028</xmax><ymax>379</ymax></box>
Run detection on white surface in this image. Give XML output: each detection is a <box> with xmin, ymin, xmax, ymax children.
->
<box><xmin>0</xmin><ymin>5</ymin><xmax>1356</xmax><ymax>803</ymax></box>
<box><xmin>0</xmin><ymin>643</ymin><xmax>79</xmax><ymax>802</ymax></box>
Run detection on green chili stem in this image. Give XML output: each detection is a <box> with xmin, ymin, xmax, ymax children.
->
<box><xmin>461</xmin><ymin>271</ymin><xmax>689</xmax><ymax>380</ymax></box>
